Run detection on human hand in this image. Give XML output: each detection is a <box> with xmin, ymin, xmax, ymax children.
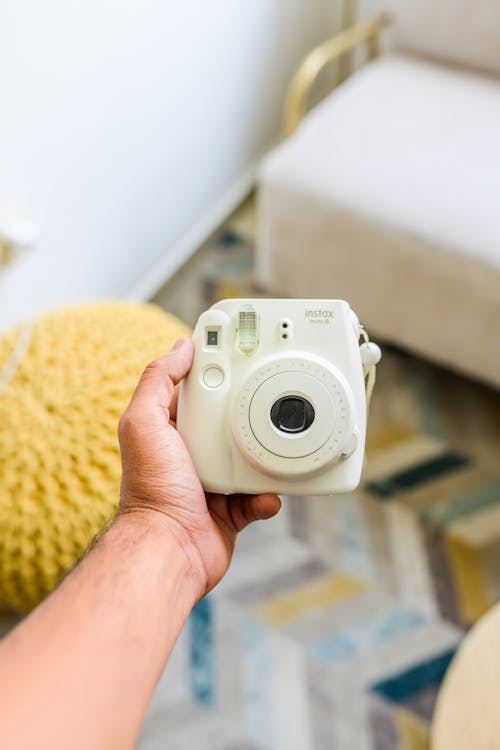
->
<box><xmin>118</xmin><ymin>337</ymin><xmax>281</xmax><ymax>600</ymax></box>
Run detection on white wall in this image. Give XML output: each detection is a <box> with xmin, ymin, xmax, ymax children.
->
<box><xmin>0</xmin><ymin>0</ymin><xmax>336</xmax><ymax>329</ymax></box>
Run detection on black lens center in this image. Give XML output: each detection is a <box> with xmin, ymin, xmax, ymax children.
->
<box><xmin>270</xmin><ymin>396</ymin><xmax>315</xmax><ymax>434</ymax></box>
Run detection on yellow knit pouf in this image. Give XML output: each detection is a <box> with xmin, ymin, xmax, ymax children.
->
<box><xmin>0</xmin><ymin>301</ymin><xmax>191</xmax><ymax>613</ymax></box>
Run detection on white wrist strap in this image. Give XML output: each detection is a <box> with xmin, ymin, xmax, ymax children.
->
<box><xmin>364</xmin><ymin>363</ymin><xmax>376</xmax><ymax>415</ymax></box>
<box><xmin>359</xmin><ymin>325</ymin><xmax>380</xmax><ymax>417</ymax></box>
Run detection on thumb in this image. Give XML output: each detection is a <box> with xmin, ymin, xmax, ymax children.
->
<box><xmin>131</xmin><ymin>337</ymin><xmax>194</xmax><ymax>410</ymax></box>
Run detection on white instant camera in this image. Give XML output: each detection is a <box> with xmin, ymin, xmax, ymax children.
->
<box><xmin>177</xmin><ymin>299</ymin><xmax>381</xmax><ymax>496</ymax></box>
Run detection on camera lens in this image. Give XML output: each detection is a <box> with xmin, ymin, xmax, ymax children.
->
<box><xmin>270</xmin><ymin>396</ymin><xmax>315</xmax><ymax>434</ymax></box>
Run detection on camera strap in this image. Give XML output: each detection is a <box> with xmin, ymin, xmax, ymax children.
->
<box><xmin>359</xmin><ymin>326</ymin><xmax>380</xmax><ymax>416</ymax></box>
<box><xmin>365</xmin><ymin>363</ymin><xmax>376</xmax><ymax>415</ymax></box>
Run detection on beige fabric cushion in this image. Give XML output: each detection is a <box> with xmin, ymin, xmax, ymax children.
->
<box><xmin>259</xmin><ymin>55</ymin><xmax>500</xmax><ymax>272</ymax></box>
<box><xmin>257</xmin><ymin>179</ymin><xmax>500</xmax><ymax>389</ymax></box>
<box><xmin>256</xmin><ymin>55</ymin><xmax>500</xmax><ymax>387</ymax></box>
<box><xmin>390</xmin><ymin>0</ymin><xmax>500</xmax><ymax>76</ymax></box>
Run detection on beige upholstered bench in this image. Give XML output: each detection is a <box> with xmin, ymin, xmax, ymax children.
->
<box><xmin>256</xmin><ymin>1</ymin><xmax>500</xmax><ymax>389</ymax></box>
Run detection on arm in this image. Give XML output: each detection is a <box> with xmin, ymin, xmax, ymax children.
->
<box><xmin>0</xmin><ymin>337</ymin><xmax>280</xmax><ymax>749</ymax></box>
<box><xmin>0</xmin><ymin>514</ymin><xmax>196</xmax><ymax>749</ymax></box>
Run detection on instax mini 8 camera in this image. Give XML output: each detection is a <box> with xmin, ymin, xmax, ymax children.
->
<box><xmin>177</xmin><ymin>299</ymin><xmax>381</xmax><ymax>496</ymax></box>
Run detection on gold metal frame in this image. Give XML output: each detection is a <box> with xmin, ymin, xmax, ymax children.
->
<box><xmin>284</xmin><ymin>13</ymin><xmax>391</xmax><ymax>137</ymax></box>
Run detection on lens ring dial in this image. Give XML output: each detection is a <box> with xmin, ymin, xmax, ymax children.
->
<box><xmin>231</xmin><ymin>355</ymin><xmax>355</xmax><ymax>479</ymax></box>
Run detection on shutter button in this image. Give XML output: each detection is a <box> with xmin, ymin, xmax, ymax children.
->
<box><xmin>203</xmin><ymin>367</ymin><xmax>224</xmax><ymax>388</ymax></box>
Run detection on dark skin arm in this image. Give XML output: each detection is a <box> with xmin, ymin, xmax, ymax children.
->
<box><xmin>0</xmin><ymin>337</ymin><xmax>280</xmax><ymax>749</ymax></box>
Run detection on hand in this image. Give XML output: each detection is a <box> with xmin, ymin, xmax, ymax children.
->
<box><xmin>118</xmin><ymin>337</ymin><xmax>281</xmax><ymax>600</ymax></box>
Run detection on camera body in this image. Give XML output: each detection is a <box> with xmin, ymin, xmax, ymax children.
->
<box><xmin>177</xmin><ymin>298</ymin><xmax>370</xmax><ymax>496</ymax></box>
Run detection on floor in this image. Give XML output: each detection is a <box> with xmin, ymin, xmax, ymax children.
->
<box><xmin>138</xmin><ymin>196</ymin><xmax>500</xmax><ymax>749</ymax></box>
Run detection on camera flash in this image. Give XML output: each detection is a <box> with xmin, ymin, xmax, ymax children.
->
<box><xmin>237</xmin><ymin>305</ymin><xmax>259</xmax><ymax>355</ymax></box>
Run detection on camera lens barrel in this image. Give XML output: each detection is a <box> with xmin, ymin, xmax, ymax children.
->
<box><xmin>231</xmin><ymin>356</ymin><xmax>355</xmax><ymax>477</ymax></box>
<box><xmin>270</xmin><ymin>396</ymin><xmax>315</xmax><ymax>434</ymax></box>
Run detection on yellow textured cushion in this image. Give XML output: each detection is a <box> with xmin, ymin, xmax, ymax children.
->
<box><xmin>0</xmin><ymin>301</ymin><xmax>191</xmax><ymax>613</ymax></box>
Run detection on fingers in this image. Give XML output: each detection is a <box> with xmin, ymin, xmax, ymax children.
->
<box><xmin>169</xmin><ymin>383</ymin><xmax>181</xmax><ymax>422</ymax></box>
<box><xmin>227</xmin><ymin>493</ymin><xmax>281</xmax><ymax>532</ymax></box>
<box><xmin>130</xmin><ymin>337</ymin><xmax>194</xmax><ymax>412</ymax></box>
<box><xmin>245</xmin><ymin>494</ymin><xmax>282</xmax><ymax>522</ymax></box>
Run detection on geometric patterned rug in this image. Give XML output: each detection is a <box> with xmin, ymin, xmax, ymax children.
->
<box><xmin>139</xmin><ymin>442</ymin><xmax>499</xmax><ymax>749</ymax></box>
<box><xmin>145</xmin><ymin>207</ymin><xmax>500</xmax><ymax>749</ymax></box>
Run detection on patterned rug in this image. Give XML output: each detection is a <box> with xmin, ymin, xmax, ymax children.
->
<box><xmin>148</xmin><ymin>209</ymin><xmax>500</xmax><ymax>749</ymax></box>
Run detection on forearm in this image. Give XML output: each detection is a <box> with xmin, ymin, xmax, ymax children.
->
<box><xmin>0</xmin><ymin>512</ymin><xmax>198</xmax><ymax>750</ymax></box>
